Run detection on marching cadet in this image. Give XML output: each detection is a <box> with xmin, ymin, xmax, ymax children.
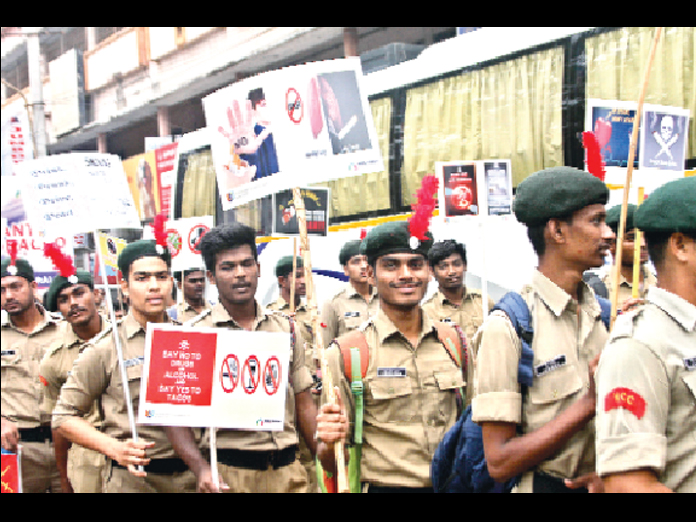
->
<box><xmin>52</xmin><ymin>240</ymin><xmax>197</xmax><ymax>493</ymax></box>
<box><xmin>320</xmin><ymin>238</ymin><xmax>379</xmax><ymax>350</ymax></box>
<box><xmin>165</xmin><ymin>223</ymin><xmax>317</xmax><ymax>493</ymax></box>
<box><xmin>422</xmin><ymin>239</ymin><xmax>494</xmax><ymax>345</ymax></box>
<box><xmin>40</xmin><ymin>270</ymin><xmax>109</xmax><ymax>493</ymax></box>
<box><xmin>471</xmin><ymin>166</ymin><xmax>614</xmax><ymax>493</ymax></box>
<box><xmin>601</xmin><ymin>204</ymin><xmax>656</xmax><ymax>305</ymax></box>
<box><xmin>266</xmin><ymin>254</ymin><xmax>320</xmax><ymax>492</ymax></box>
<box><xmin>2</xmin><ymin>257</ymin><xmax>63</xmax><ymax>493</ymax></box>
<box><xmin>316</xmin><ymin>220</ymin><xmax>473</xmax><ymax>492</ymax></box>
<box><xmin>595</xmin><ymin>176</ymin><xmax>696</xmax><ymax>493</ymax></box>
<box><xmin>170</xmin><ymin>267</ymin><xmax>212</xmax><ymax>322</ymax></box>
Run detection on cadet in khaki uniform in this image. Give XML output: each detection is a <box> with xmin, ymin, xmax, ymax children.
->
<box><xmin>165</xmin><ymin>223</ymin><xmax>317</xmax><ymax>493</ymax></box>
<box><xmin>471</xmin><ymin>167</ymin><xmax>614</xmax><ymax>493</ymax></box>
<box><xmin>600</xmin><ymin>204</ymin><xmax>657</xmax><ymax>307</ymax></box>
<box><xmin>52</xmin><ymin>240</ymin><xmax>197</xmax><ymax>493</ymax></box>
<box><xmin>423</xmin><ymin>240</ymin><xmax>494</xmax><ymax>345</ymax></box>
<box><xmin>316</xmin><ymin>221</ymin><xmax>473</xmax><ymax>492</ymax></box>
<box><xmin>170</xmin><ymin>268</ymin><xmax>211</xmax><ymax>322</ymax></box>
<box><xmin>266</xmin><ymin>254</ymin><xmax>320</xmax><ymax>492</ymax></box>
<box><xmin>320</xmin><ymin>239</ymin><xmax>379</xmax><ymax>350</ymax></box>
<box><xmin>1</xmin><ymin>258</ymin><xmax>63</xmax><ymax>493</ymax></box>
<box><xmin>596</xmin><ymin>176</ymin><xmax>696</xmax><ymax>493</ymax></box>
<box><xmin>40</xmin><ymin>270</ymin><xmax>109</xmax><ymax>493</ymax></box>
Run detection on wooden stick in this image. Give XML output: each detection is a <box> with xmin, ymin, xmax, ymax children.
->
<box><xmin>292</xmin><ymin>187</ymin><xmax>349</xmax><ymax>493</ymax></box>
<box><xmin>290</xmin><ymin>237</ymin><xmax>297</xmax><ymax>314</ymax></box>
<box><xmin>610</xmin><ymin>27</ymin><xmax>662</xmax><ymax>328</ymax></box>
<box><xmin>632</xmin><ymin>187</ymin><xmax>645</xmax><ymax>299</ymax></box>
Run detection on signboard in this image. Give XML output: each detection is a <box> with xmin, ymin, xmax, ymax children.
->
<box><xmin>272</xmin><ymin>187</ymin><xmax>329</xmax><ymax>237</ymax></box>
<box><xmin>203</xmin><ymin>57</ymin><xmax>383</xmax><ymax>209</ymax></box>
<box><xmin>138</xmin><ymin>324</ymin><xmax>290</xmax><ymax>430</ymax></box>
<box><xmin>1</xmin><ymin>448</ymin><xmax>22</xmax><ymax>494</ymax></box>
<box><xmin>166</xmin><ymin>216</ymin><xmax>212</xmax><ymax>272</ymax></box>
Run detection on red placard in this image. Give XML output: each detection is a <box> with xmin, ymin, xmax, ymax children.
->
<box><xmin>145</xmin><ymin>329</ymin><xmax>217</xmax><ymax>406</ymax></box>
<box><xmin>1</xmin><ymin>450</ymin><xmax>21</xmax><ymax>493</ymax></box>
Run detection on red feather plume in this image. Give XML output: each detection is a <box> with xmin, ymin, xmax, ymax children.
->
<box><xmin>7</xmin><ymin>239</ymin><xmax>18</xmax><ymax>266</ymax></box>
<box><xmin>582</xmin><ymin>131</ymin><xmax>606</xmax><ymax>182</ymax></box>
<box><xmin>408</xmin><ymin>175</ymin><xmax>439</xmax><ymax>241</ymax></box>
<box><xmin>153</xmin><ymin>213</ymin><xmax>168</xmax><ymax>253</ymax></box>
<box><xmin>43</xmin><ymin>242</ymin><xmax>76</xmax><ymax>279</ymax></box>
<box><xmin>359</xmin><ymin>228</ymin><xmax>367</xmax><ymax>240</ymax></box>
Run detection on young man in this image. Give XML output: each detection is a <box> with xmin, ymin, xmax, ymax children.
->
<box><xmin>471</xmin><ymin>166</ymin><xmax>614</xmax><ymax>493</ymax></box>
<box><xmin>170</xmin><ymin>267</ymin><xmax>211</xmax><ymax>322</ymax></box>
<box><xmin>316</xmin><ymin>221</ymin><xmax>473</xmax><ymax>492</ymax></box>
<box><xmin>52</xmin><ymin>240</ymin><xmax>197</xmax><ymax>493</ymax></box>
<box><xmin>1</xmin><ymin>258</ymin><xmax>63</xmax><ymax>493</ymax></box>
<box><xmin>165</xmin><ymin>223</ymin><xmax>317</xmax><ymax>493</ymax></box>
<box><xmin>320</xmin><ymin>238</ymin><xmax>379</xmax><ymax>350</ymax></box>
<box><xmin>595</xmin><ymin>176</ymin><xmax>695</xmax><ymax>493</ymax></box>
<box><xmin>40</xmin><ymin>270</ymin><xmax>109</xmax><ymax>493</ymax></box>
<box><xmin>423</xmin><ymin>239</ymin><xmax>494</xmax><ymax>344</ymax></box>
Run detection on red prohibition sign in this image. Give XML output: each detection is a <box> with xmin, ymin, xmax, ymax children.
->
<box><xmin>188</xmin><ymin>224</ymin><xmax>209</xmax><ymax>254</ymax></box>
<box><xmin>242</xmin><ymin>355</ymin><xmax>260</xmax><ymax>394</ymax></box>
<box><xmin>286</xmin><ymin>88</ymin><xmax>303</xmax><ymax>124</ymax></box>
<box><xmin>263</xmin><ymin>356</ymin><xmax>282</xmax><ymax>396</ymax></box>
<box><xmin>220</xmin><ymin>354</ymin><xmax>239</xmax><ymax>394</ymax></box>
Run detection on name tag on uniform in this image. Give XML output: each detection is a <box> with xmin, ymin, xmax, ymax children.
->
<box><xmin>344</xmin><ymin>311</ymin><xmax>361</xmax><ymax>318</ymax></box>
<box><xmin>534</xmin><ymin>355</ymin><xmax>566</xmax><ymax>377</ymax></box>
<box><xmin>685</xmin><ymin>357</ymin><xmax>696</xmax><ymax>371</ymax></box>
<box><xmin>1</xmin><ymin>350</ymin><xmax>16</xmax><ymax>357</ymax></box>
<box><xmin>377</xmin><ymin>367</ymin><xmax>407</xmax><ymax>378</ymax></box>
<box><xmin>124</xmin><ymin>356</ymin><xmax>144</xmax><ymax>368</ymax></box>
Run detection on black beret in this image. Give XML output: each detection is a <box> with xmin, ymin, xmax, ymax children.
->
<box><xmin>1</xmin><ymin>258</ymin><xmax>34</xmax><ymax>282</ymax></box>
<box><xmin>635</xmin><ymin>176</ymin><xmax>696</xmax><ymax>234</ymax></box>
<box><xmin>117</xmin><ymin>239</ymin><xmax>171</xmax><ymax>277</ymax></box>
<box><xmin>44</xmin><ymin>270</ymin><xmax>94</xmax><ymax>312</ymax></box>
<box><xmin>339</xmin><ymin>240</ymin><xmax>363</xmax><ymax>265</ymax></box>
<box><xmin>513</xmin><ymin>166</ymin><xmax>609</xmax><ymax>226</ymax></box>
<box><xmin>275</xmin><ymin>255</ymin><xmax>303</xmax><ymax>277</ymax></box>
<box><xmin>605</xmin><ymin>204</ymin><xmax>637</xmax><ymax>232</ymax></box>
<box><xmin>360</xmin><ymin>221</ymin><xmax>433</xmax><ymax>265</ymax></box>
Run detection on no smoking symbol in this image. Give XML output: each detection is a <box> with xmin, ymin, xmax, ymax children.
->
<box><xmin>220</xmin><ymin>354</ymin><xmax>239</xmax><ymax>394</ymax></box>
<box><xmin>286</xmin><ymin>88</ymin><xmax>303</xmax><ymax>124</ymax></box>
<box><xmin>242</xmin><ymin>355</ymin><xmax>260</xmax><ymax>394</ymax></box>
<box><xmin>263</xmin><ymin>357</ymin><xmax>282</xmax><ymax>396</ymax></box>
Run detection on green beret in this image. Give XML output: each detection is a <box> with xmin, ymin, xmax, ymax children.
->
<box><xmin>360</xmin><ymin>221</ymin><xmax>433</xmax><ymax>265</ymax></box>
<box><xmin>339</xmin><ymin>240</ymin><xmax>363</xmax><ymax>265</ymax></box>
<box><xmin>1</xmin><ymin>258</ymin><xmax>34</xmax><ymax>281</ymax></box>
<box><xmin>513</xmin><ymin>166</ymin><xmax>609</xmax><ymax>226</ymax></box>
<box><xmin>605</xmin><ymin>204</ymin><xmax>637</xmax><ymax>232</ymax></box>
<box><xmin>45</xmin><ymin>270</ymin><xmax>94</xmax><ymax>312</ymax></box>
<box><xmin>117</xmin><ymin>239</ymin><xmax>171</xmax><ymax>278</ymax></box>
<box><xmin>275</xmin><ymin>255</ymin><xmax>303</xmax><ymax>277</ymax></box>
<box><xmin>634</xmin><ymin>176</ymin><xmax>696</xmax><ymax>234</ymax></box>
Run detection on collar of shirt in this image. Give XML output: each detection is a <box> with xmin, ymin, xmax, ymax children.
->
<box><xmin>210</xmin><ymin>300</ymin><xmax>271</xmax><ymax>330</ymax></box>
<box><xmin>647</xmin><ymin>286</ymin><xmax>696</xmax><ymax>332</ymax></box>
<box><xmin>372</xmin><ymin>306</ymin><xmax>439</xmax><ymax>346</ymax></box>
<box><xmin>2</xmin><ymin>303</ymin><xmax>61</xmax><ymax>334</ymax></box>
<box><xmin>345</xmin><ymin>283</ymin><xmax>378</xmax><ymax>301</ymax></box>
<box><xmin>271</xmin><ymin>296</ymin><xmax>306</xmax><ymax>312</ymax></box>
<box><xmin>532</xmin><ymin>269</ymin><xmax>600</xmax><ymax>319</ymax></box>
<box><xmin>436</xmin><ymin>287</ymin><xmax>474</xmax><ymax>308</ymax></box>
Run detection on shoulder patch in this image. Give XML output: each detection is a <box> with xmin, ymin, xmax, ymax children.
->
<box><xmin>609</xmin><ymin>307</ymin><xmax>644</xmax><ymax>341</ymax></box>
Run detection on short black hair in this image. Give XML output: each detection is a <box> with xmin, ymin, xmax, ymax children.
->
<box><xmin>526</xmin><ymin>211</ymin><xmax>576</xmax><ymax>257</ymax></box>
<box><xmin>644</xmin><ymin>229</ymin><xmax>696</xmax><ymax>271</ymax></box>
<box><xmin>200</xmin><ymin>223</ymin><xmax>258</xmax><ymax>274</ymax></box>
<box><xmin>173</xmin><ymin>268</ymin><xmax>206</xmax><ymax>283</ymax></box>
<box><xmin>428</xmin><ymin>240</ymin><xmax>467</xmax><ymax>267</ymax></box>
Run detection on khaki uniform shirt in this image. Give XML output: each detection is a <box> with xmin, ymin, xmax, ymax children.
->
<box><xmin>187</xmin><ymin>302</ymin><xmax>313</xmax><ymax>452</ymax></box>
<box><xmin>2</xmin><ymin>305</ymin><xmax>62</xmax><ymax>428</ymax></box>
<box><xmin>471</xmin><ymin>270</ymin><xmax>609</xmax><ymax>490</ymax></box>
<box><xmin>422</xmin><ymin>288</ymin><xmax>494</xmax><ymax>350</ymax></box>
<box><xmin>320</xmin><ymin>284</ymin><xmax>379</xmax><ymax>349</ymax></box>
<box><xmin>52</xmin><ymin>313</ymin><xmax>180</xmax><ymax>460</ymax></box>
<box><xmin>601</xmin><ymin>265</ymin><xmax>657</xmax><ymax>306</ymax></box>
<box><xmin>39</xmin><ymin>315</ymin><xmax>109</xmax><ymax>422</ymax></box>
<box><xmin>266</xmin><ymin>296</ymin><xmax>316</xmax><ymax>372</ymax></box>
<box><xmin>170</xmin><ymin>300</ymin><xmax>212</xmax><ymax>324</ymax></box>
<box><xmin>324</xmin><ymin>308</ymin><xmax>471</xmax><ymax>488</ymax></box>
<box><xmin>595</xmin><ymin>287</ymin><xmax>696</xmax><ymax>493</ymax></box>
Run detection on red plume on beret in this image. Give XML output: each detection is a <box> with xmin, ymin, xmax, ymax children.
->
<box><xmin>153</xmin><ymin>212</ymin><xmax>168</xmax><ymax>254</ymax></box>
<box><xmin>582</xmin><ymin>131</ymin><xmax>606</xmax><ymax>182</ymax></box>
<box><xmin>408</xmin><ymin>175</ymin><xmax>439</xmax><ymax>241</ymax></box>
<box><xmin>43</xmin><ymin>242</ymin><xmax>76</xmax><ymax>280</ymax></box>
<box><xmin>359</xmin><ymin>228</ymin><xmax>367</xmax><ymax>240</ymax></box>
<box><xmin>7</xmin><ymin>239</ymin><xmax>18</xmax><ymax>266</ymax></box>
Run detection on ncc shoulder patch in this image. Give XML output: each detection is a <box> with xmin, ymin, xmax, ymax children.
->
<box><xmin>604</xmin><ymin>387</ymin><xmax>646</xmax><ymax>419</ymax></box>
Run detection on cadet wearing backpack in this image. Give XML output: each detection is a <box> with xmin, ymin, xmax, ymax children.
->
<box><xmin>315</xmin><ymin>220</ymin><xmax>473</xmax><ymax>493</ymax></box>
<box><xmin>471</xmin><ymin>167</ymin><xmax>614</xmax><ymax>493</ymax></box>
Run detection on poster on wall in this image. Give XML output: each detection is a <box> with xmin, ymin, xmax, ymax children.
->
<box><xmin>482</xmin><ymin>160</ymin><xmax>513</xmax><ymax>216</ymax></box>
<box><xmin>272</xmin><ymin>187</ymin><xmax>329</xmax><ymax>237</ymax></box>
<box><xmin>203</xmin><ymin>57</ymin><xmax>383</xmax><ymax>209</ymax></box>
<box><xmin>586</xmin><ymin>99</ymin><xmax>640</xmax><ymax>169</ymax></box>
<box><xmin>436</xmin><ymin>161</ymin><xmax>479</xmax><ymax>218</ymax></box>
<box><xmin>640</xmin><ymin>106</ymin><xmax>690</xmax><ymax>172</ymax></box>
<box><xmin>122</xmin><ymin>151</ymin><xmax>162</xmax><ymax>221</ymax></box>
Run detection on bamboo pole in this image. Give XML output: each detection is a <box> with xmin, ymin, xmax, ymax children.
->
<box><xmin>631</xmin><ymin>187</ymin><xmax>645</xmax><ymax>299</ymax></box>
<box><xmin>610</xmin><ymin>27</ymin><xmax>662</xmax><ymax>328</ymax></box>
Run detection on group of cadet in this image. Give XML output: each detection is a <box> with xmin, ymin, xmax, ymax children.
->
<box><xmin>1</xmin><ymin>166</ymin><xmax>694</xmax><ymax>493</ymax></box>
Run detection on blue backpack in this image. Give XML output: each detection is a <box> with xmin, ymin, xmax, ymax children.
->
<box><xmin>431</xmin><ymin>291</ymin><xmax>611</xmax><ymax>493</ymax></box>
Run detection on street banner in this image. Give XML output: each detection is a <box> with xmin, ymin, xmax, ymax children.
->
<box><xmin>203</xmin><ymin>57</ymin><xmax>383</xmax><ymax>209</ymax></box>
<box><xmin>138</xmin><ymin>324</ymin><xmax>290</xmax><ymax>430</ymax></box>
<box><xmin>1</xmin><ymin>448</ymin><xmax>22</xmax><ymax>493</ymax></box>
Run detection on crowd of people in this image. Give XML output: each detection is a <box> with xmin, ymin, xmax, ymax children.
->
<box><xmin>1</xmin><ymin>167</ymin><xmax>694</xmax><ymax>493</ymax></box>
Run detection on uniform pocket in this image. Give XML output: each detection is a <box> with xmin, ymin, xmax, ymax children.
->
<box><xmin>366</xmin><ymin>376</ymin><xmax>413</xmax><ymax>423</ymax></box>
<box><xmin>529</xmin><ymin>358</ymin><xmax>583</xmax><ymax>405</ymax></box>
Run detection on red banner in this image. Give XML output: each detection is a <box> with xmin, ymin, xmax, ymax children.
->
<box><xmin>1</xmin><ymin>450</ymin><xmax>21</xmax><ymax>493</ymax></box>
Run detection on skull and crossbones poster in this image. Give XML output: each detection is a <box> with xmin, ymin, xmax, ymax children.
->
<box><xmin>641</xmin><ymin>108</ymin><xmax>690</xmax><ymax>172</ymax></box>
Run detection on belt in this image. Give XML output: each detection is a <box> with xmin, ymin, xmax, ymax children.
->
<box><xmin>216</xmin><ymin>445</ymin><xmax>297</xmax><ymax>471</ymax></box>
<box><xmin>112</xmin><ymin>458</ymin><xmax>189</xmax><ymax>475</ymax></box>
<box><xmin>364</xmin><ymin>483</ymin><xmax>434</xmax><ymax>493</ymax></box>
<box><xmin>19</xmin><ymin>426</ymin><xmax>53</xmax><ymax>443</ymax></box>
<box><xmin>533</xmin><ymin>471</ymin><xmax>588</xmax><ymax>494</ymax></box>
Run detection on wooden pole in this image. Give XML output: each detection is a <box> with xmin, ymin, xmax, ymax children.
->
<box><xmin>610</xmin><ymin>27</ymin><xmax>662</xmax><ymax>328</ymax></box>
<box><xmin>292</xmin><ymin>188</ymin><xmax>349</xmax><ymax>493</ymax></box>
<box><xmin>631</xmin><ymin>187</ymin><xmax>645</xmax><ymax>299</ymax></box>
<box><xmin>290</xmin><ymin>237</ymin><xmax>297</xmax><ymax>314</ymax></box>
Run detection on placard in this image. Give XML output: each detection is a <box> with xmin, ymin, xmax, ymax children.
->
<box><xmin>138</xmin><ymin>324</ymin><xmax>290</xmax><ymax>430</ymax></box>
<box><xmin>272</xmin><ymin>187</ymin><xmax>329</xmax><ymax>236</ymax></box>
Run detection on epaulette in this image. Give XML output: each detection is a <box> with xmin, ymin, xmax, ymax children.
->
<box><xmin>183</xmin><ymin>307</ymin><xmax>212</xmax><ymax>327</ymax></box>
<box><xmin>609</xmin><ymin>306</ymin><xmax>644</xmax><ymax>341</ymax></box>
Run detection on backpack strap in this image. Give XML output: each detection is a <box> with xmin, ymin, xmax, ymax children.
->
<box><xmin>335</xmin><ymin>329</ymin><xmax>369</xmax><ymax>446</ymax></box>
<box><xmin>491</xmin><ymin>292</ymin><xmax>534</xmax><ymax>389</ymax></box>
<box><xmin>434</xmin><ymin>321</ymin><xmax>467</xmax><ymax>373</ymax></box>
